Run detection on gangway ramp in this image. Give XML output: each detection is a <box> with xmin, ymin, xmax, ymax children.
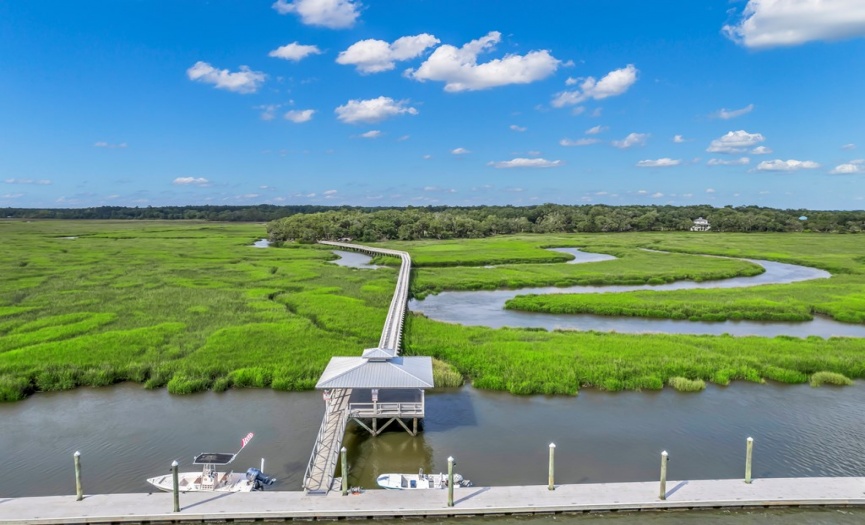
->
<box><xmin>302</xmin><ymin>388</ymin><xmax>352</xmax><ymax>494</ymax></box>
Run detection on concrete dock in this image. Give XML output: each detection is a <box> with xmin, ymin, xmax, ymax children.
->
<box><xmin>2</xmin><ymin>477</ymin><xmax>864</xmax><ymax>524</ymax></box>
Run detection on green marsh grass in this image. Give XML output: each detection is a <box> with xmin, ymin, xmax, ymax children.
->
<box><xmin>668</xmin><ymin>377</ymin><xmax>706</xmax><ymax>392</ymax></box>
<box><xmin>809</xmin><ymin>371</ymin><xmax>853</xmax><ymax>387</ymax></box>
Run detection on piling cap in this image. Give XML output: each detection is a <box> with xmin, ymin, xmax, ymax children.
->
<box><xmin>448</xmin><ymin>456</ymin><xmax>454</xmax><ymax>462</ymax></box>
<box><xmin>341</xmin><ymin>446</ymin><xmax>346</xmax><ymax>452</ymax></box>
<box><xmin>74</xmin><ymin>451</ymin><xmax>80</xmax><ymax>457</ymax></box>
<box><xmin>549</xmin><ymin>443</ymin><xmax>556</xmax><ymax>448</ymax></box>
<box><xmin>747</xmin><ymin>436</ymin><xmax>753</xmax><ymax>442</ymax></box>
<box><xmin>662</xmin><ymin>450</ymin><xmax>668</xmax><ymax>456</ymax></box>
<box><xmin>171</xmin><ymin>460</ymin><xmax>179</xmax><ymax>467</ymax></box>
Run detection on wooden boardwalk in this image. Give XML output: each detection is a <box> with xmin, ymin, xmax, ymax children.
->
<box><xmin>301</xmin><ymin>388</ymin><xmax>352</xmax><ymax>494</ymax></box>
<box><xmin>2</xmin><ymin>477</ymin><xmax>864</xmax><ymax>524</ymax></box>
<box><xmin>302</xmin><ymin>242</ymin><xmax>414</xmax><ymax>494</ymax></box>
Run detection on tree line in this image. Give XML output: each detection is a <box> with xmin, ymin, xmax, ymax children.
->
<box><xmin>4</xmin><ymin>204</ymin><xmax>863</xmax><ymax>238</ymax></box>
<box><xmin>266</xmin><ymin>204</ymin><xmax>865</xmax><ymax>242</ymax></box>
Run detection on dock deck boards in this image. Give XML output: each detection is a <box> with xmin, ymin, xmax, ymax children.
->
<box><xmin>2</xmin><ymin>478</ymin><xmax>864</xmax><ymax>524</ymax></box>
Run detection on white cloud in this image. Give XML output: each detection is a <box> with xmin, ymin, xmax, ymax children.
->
<box><xmin>268</xmin><ymin>42</ymin><xmax>323</xmax><ymax>61</ymax></box>
<box><xmin>337</xmin><ymin>34</ymin><xmax>439</xmax><ymax>73</ymax></box>
<box><xmin>360</xmin><ymin>130</ymin><xmax>381</xmax><ymax>138</ymax></box>
<box><xmin>751</xmin><ymin>145</ymin><xmax>773</xmax><ymax>155</ymax></box>
<box><xmin>488</xmin><ymin>157</ymin><xmax>562</xmax><ymax>168</ymax></box>
<box><xmin>323</xmin><ymin>189</ymin><xmax>338</xmax><ymax>195</ymax></box>
<box><xmin>585</xmin><ymin>125</ymin><xmax>607</xmax><ymax>135</ymax></box>
<box><xmin>284</xmin><ymin>109</ymin><xmax>315</xmax><ymax>123</ymax></box>
<box><xmin>723</xmin><ymin>0</ymin><xmax>865</xmax><ymax>49</ymax></box>
<box><xmin>565</xmin><ymin>77</ymin><xmax>579</xmax><ymax>86</ymax></box>
<box><xmin>612</xmin><ymin>132</ymin><xmax>649</xmax><ymax>149</ymax></box>
<box><xmin>1</xmin><ymin>193</ymin><xmax>24</xmax><ymax>199</ymax></box>
<box><xmin>559</xmin><ymin>138</ymin><xmax>599</xmax><ymax>147</ymax></box>
<box><xmin>451</xmin><ymin>147</ymin><xmax>470</xmax><ymax>155</ymax></box>
<box><xmin>756</xmin><ymin>159</ymin><xmax>820</xmax><ymax>171</ymax></box>
<box><xmin>842</xmin><ymin>143</ymin><xmax>856</xmax><ymax>150</ymax></box>
<box><xmin>673</xmin><ymin>135</ymin><xmax>686</xmax><ymax>143</ymax></box>
<box><xmin>94</xmin><ymin>141</ymin><xmax>127</xmax><ymax>148</ymax></box>
<box><xmin>173</xmin><ymin>177</ymin><xmax>210</xmax><ymax>186</ymax></box>
<box><xmin>509</xmin><ymin>124</ymin><xmax>527</xmax><ymax>132</ymax></box>
<box><xmin>335</xmin><ymin>96</ymin><xmax>417</xmax><ymax>124</ymax></box>
<box><xmin>706</xmin><ymin>130</ymin><xmax>765</xmax><ymax>153</ymax></box>
<box><xmin>714</xmin><ymin>103</ymin><xmax>755</xmax><ymax>120</ymax></box>
<box><xmin>706</xmin><ymin>188</ymin><xmax>716</xmax><ymax>193</ymax></box>
<box><xmin>272</xmin><ymin>0</ymin><xmax>360</xmax><ymax>29</ymax></box>
<box><xmin>397</xmin><ymin>135</ymin><xmax>410</xmax><ymax>141</ymax></box>
<box><xmin>651</xmin><ymin>192</ymin><xmax>664</xmax><ymax>198</ymax></box>
<box><xmin>422</xmin><ymin>154</ymin><xmax>432</xmax><ymax>160</ymax></box>
<box><xmin>406</xmin><ymin>31</ymin><xmax>560</xmax><ymax>92</ymax></box>
<box><xmin>257</xmin><ymin>104</ymin><xmax>281</xmax><ymax>121</ymax></box>
<box><xmin>186</xmin><ymin>61</ymin><xmax>266</xmax><ymax>94</ymax></box>
<box><xmin>4</xmin><ymin>178</ymin><xmax>51</xmax><ymax>185</ymax></box>
<box><xmin>636</xmin><ymin>158</ymin><xmax>681</xmax><ymax>168</ymax></box>
<box><xmin>708</xmin><ymin>157</ymin><xmax>750</xmax><ymax>166</ymax></box>
<box><xmin>551</xmin><ymin>64</ymin><xmax>638</xmax><ymax>107</ymax></box>
<box><xmin>830</xmin><ymin>160</ymin><xmax>864</xmax><ymax>174</ymax></box>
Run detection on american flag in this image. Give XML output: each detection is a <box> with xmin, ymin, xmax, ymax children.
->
<box><xmin>240</xmin><ymin>432</ymin><xmax>254</xmax><ymax>449</ymax></box>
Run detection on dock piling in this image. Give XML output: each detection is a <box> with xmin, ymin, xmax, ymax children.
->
<box><xmin>73</xmin><ymin>451</ymin><xmax>83</xmax><ymax>501</ymax></box>
<box><xmin>745</xmin><ymin>437</ymin><xmax>754</xmax><ymax>484</ymax></box>
<box><xmin>447</xmin><ymin>456</ymin><xmax>454</xmax><ymax>507</ymax></box>
<box><xmin>341</xmin><ymin>447</ymin><xmax>348</xmax><ymax>496</ymax></box>
<box><xmin>548</xmin><ymin>443</ymin><xmax>556</xmax><ymax>491</ymax></box>
<box><xmin>659</xmin><ymin>451</ymin><xmax>668</xmax><ymax>500</ymax></box>
<box><xmin>171</xmin><ymin>460</ymin><xmax>180</xmax><ymax>512</ymax></box>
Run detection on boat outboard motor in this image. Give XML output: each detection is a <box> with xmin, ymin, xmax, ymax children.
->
<box><xmin>246</xmin><ymin>468</ymin><xmax>276</xmax><ymax>490</ymax></box>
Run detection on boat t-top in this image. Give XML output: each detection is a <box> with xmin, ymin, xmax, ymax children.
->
<box><xmin>146</xmin><ymin>432</ymin><xmax>276</xmax><ymax>493</ymax></box>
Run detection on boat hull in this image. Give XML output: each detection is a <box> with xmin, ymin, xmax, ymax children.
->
<box><xmin>147</xmin><ymin>471</ymin><xmax>257</xmax><ymax>493</ymax></box>
<box><xmin>376</xmin><ymin>472</ymin><xmax>470</xmax><ymax>490</ymax></box>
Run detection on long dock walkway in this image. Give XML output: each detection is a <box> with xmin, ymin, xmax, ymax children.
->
<box><xmin>302</xmin><ymin>241</ymin><xmax>413</xmax><ymax>494</ymax></box>
<box><xmin>2</xmin><ymin>477</ymin><xmax>864</xmax><ymax>524</ymax></box>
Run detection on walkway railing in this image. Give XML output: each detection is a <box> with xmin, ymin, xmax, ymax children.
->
<box><xmin>349</xmin><ymin>402</ymin><xmax>424</xmax><ymax>418</ymax></box>
<box><xmin>302</xmin><ymin>388</ymin><xmax>352</xmax><ymax>494</ymax></box>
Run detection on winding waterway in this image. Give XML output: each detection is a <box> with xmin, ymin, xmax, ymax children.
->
<box><xmin>2</xmin><ymin>247</ymin><xmax>864</xmax><ymax>524</ymax></box>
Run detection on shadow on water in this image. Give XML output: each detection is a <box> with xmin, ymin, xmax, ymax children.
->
<box><xmin>424</xmin><ymin>387</ymin><xmax>479</xmax><ymax>432</ymax></box>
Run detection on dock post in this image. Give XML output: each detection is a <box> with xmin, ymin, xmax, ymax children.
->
<box><xmin>548</xmin><ymin>443</ymin><xmax>556</xmax><ymax>490</ymax></box>
<box><xmin>659</xmin><ymin>451</ymin><xmax>668</xmax><ymax>500</ymax></box>
<box><xmin>73</xmin><ymin>451</ymin><xmax>83</xmax><ymax>501</ymax></box>
<box><xmin>341</xmin><ymin>447</ymin><xmax>348</xmax><ymax>496</ymax></box>
<box><xmin>172</xmin><ymin>460</ymin><xmax>180</xmax><ymax>512</ymax></box>
<box><xmin>447</xmin><ymin>456</ymin><xmax>454</xmax><ymax>507</ymax></box>
<box><xmin>745</xmin><ymin>437</ymin><xmax>753</xmax><ymax>484</ymax></box>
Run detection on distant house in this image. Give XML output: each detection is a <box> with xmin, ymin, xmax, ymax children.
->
<box><xmin>690</xmin><ymin>217</ymin><xmax>710</xmax><ymax>232</ymax></box>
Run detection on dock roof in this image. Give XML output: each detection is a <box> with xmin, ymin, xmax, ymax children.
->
<box><xmin>315</xmin><ymin>356</ymin><xmax>433</xmax><ymax>389</ymax></box>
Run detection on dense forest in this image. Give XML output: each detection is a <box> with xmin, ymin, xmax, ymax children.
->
<box><xmin>4</xmin><ymin>204</ymin><xmax>864</xmax><ymax>239</ymax></box>
<box><xmin>266</xmin><ymin>204</ymin><xmax>865</xmax><ymax>242</ymax></box>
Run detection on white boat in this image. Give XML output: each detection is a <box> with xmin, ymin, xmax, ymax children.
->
<box><xmin>376</xmin><ymin>468</ymin><xmax>472</xmax><ymax>490</ymax></box>
<box><xmin>146</xmin><ymin>432</ymin><xmax>276</xmax><ymax>493</ymax></box>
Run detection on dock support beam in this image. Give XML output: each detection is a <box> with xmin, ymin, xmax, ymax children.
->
<box><xmin>73</xmin><ymin>451</ymin><xmax>83</xmax><ymax>501</ymax></box>
<box><xmin>745</xmin><ymin>437</ymin><xmax>754</xmax><ymax>484</ymax></box>
<box><xmin>548</xmin><ymin>443</ymin><xmax>556</xmax><ymax>490</ymax></box>
<box><xmin>172</xmin><ymin>460</ymin><xmax>180</xmax><ymax>512</ymax></box>
<box><xmin>341</xmin><ymin>447</ymin><xmax>348</xmax><ymax>496</ymax></box>
<box><xmin>659</xmin><ymin>451</ymin><xmax>668</xmax><ymax>500</ymax></box>
<box><xmin>447</xmin><ymin>456</ymin><xmax>455</xmax><ymax>507</ymax></box>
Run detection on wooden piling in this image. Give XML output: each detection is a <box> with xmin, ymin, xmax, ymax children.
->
<box><xmin>341</xmin><ymin>447</ymin><xmax>348</xmax><ymax>496</ymax></box>
<box><xmin>172</xmin><ymin>461</ymin><xmax>179</xmax><ymax>513</ymax></box>
<box><xmin>73</xmin><ymin>451</ymin><xmax>83</xmax><ymax>501</ymax></box>
<box><xmin>659</xmin><ymin>451</ymin><xmax>668</xmax><ymax>500</ymax></box>
<box><xmin>745</xmin><ymin>437</ymin><xmax>753</xmax><ymax>484</ymax></box>
<box><xmin>447</xmin><ymin>457</ymin><xmax>454</xmax><ymax>507</ymax></box>
<box><xmin>548</xmin><ymin>443</ymin><xmax>555</xmax><ymax>491</ymax></box>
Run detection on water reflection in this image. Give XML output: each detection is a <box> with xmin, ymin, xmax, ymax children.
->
<box><xmin>329</xmin><ymin>249</ymin><xmax>383</xmax><ymax>269</ymax></box>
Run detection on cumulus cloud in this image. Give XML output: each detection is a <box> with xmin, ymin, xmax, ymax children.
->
<box><xmin>451</xmin><ymin>147</ymin><xmax>470</xmax><ymax>155</ymax></box>
<box><xmin>708</xmin><ymin>157</ymin><xmax>751</xmax><ymax>166</ymax></box>
<box><xmin>673</xmin><ymin>135</ymin><xmax>687</xmax><ymax>143</ymax></box>
<box><xmin>272</xmin><ymin>0</ymin><xmax>360</xmax><ymax>29</ymax></box>
<box><xmin>756</xmin><ymin>159</ymin><xmax>820</xmax><ymax>171</ymax></box>
<box><xmin>406</xmin><ymin>31</ymin><xmax>560</xmax><ymax>92</ymax></box>
<box><xmin>269</xmin><ymin>42</ymin><xmax>323</xmax><ymax>61</ymax></box>
<box><xmin>284</xmin><ymin>109</ymin><xmax>315</xmax><ymax>123</ymax></box>
<box><xmin>559</xmin><ymin>138</ymin><xmax>599</xmax><ymax>147</ymax></box>
<box><xmin>509</xmin><ymin>124</ymin><xmax>527</xmax><ymax>132</ymax></box>
<box><xmin>186</xmin><ymin>61</ymin><xmax>266</xmax><ymax>94</ymax></box>
<box><xmin>585</xmin><ymin>125</ymin><xmax>608</xmax><ymax>135</ymax></box>
<box><xmin>706</xmin><ymin>188</ymin><xmax>716</xmax><ymax>193</ymax></box>
<box><xmin>842</xmin><ymin>143</ymin><xmax>856</xmax><ymax>150</ymax></box>
<box><xmin>723</xmin><ymin>0</ymin><xmax>865</xmax><ymax>49</ymax></box>
<box><xmin>751</xmin><ymin>145</ymin><xmax>773</xmax><ymax>155</ymax></box>
<box><xmin>714</xmin><ymin>103</ymin><xmax>755</xmax><ymax>119</ymax></box>
<box><xmin>256</xmin><ymin>104</ymin><xmax>281</xmax><ymax>121</ymax></box>
<box><xmin>636</xmin><ymin>158</ymin><xmax>681</xmax><ymax>168</ymax></box>
<box><xmin>488</xmin><ymin>157</ymin><xmax>562</xmax><ymax>168</ymax></box>
<box><xmin>323</xmin><ymin>189</ymin><xmax>338</xmax><ymax>195</ymax></box>
<box><xmin>612</xmin><ymin>132</ymin><xmax>649</xmax><ymax>149</ymax></box>
<box><xmin>551</xmin><ymin>64</ymin><xmax>638</xmax><ymax>108</ymax></box>
<box><xmin>4</xmin><ymin>178</ymin><xmax>52</xmax><ymax>185</ymax></box>
<box><xmin>337</xmin><ymin>34</ymin><xmax>439</xmax><ymax>73</ymax></box>
<box><xmin>334</xmin><ymin>96</ymin><xmax>417</xmax><ymax>124</ymax></box>
<box><xmin>94</xmin><ymin>141</ymin><xmax>128</xmax><ymax>148</ymax></box>
<box><xmin>830</xmin><ymin>160</ymin><xmax>864</xmax><ymax>174</ymax></box>
<box><xmin>173</xmin><ymin>177</ymin><xmax>210</xmax><ymax>186</ymax></box>
<box><xmin>707</xmin><ymin>130</ymin><xmax>765</xmax><ymax>153</ymax></box>
<box><xmin>360</xmin><ymin>130</ymin><xmax>381</xmax><ymax>138</ymax></box>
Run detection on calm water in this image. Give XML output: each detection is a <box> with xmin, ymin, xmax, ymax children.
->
<box><xmin>2</xmin><ymin>382</ymin><xmax>864</xmax><ymax>499</ymax></box>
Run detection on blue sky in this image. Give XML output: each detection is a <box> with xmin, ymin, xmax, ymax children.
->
<box><xmin>1</xmin><ymin>0</ymin><xmax>864</xmax><ymax>209</ymax></box>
